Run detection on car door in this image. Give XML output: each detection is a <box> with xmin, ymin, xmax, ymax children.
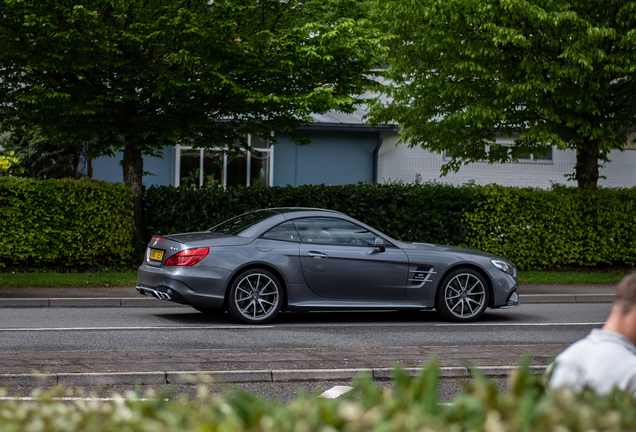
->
<box><xmin>295</xmin><ymin>217</ymin><xmax>408</xmax><ymax>300</ymax></box>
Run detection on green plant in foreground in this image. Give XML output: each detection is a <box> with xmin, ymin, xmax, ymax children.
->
<box><xmin>2</xmin><ymin>360</ymin><xmax>636</xmax><ymax>431</ymax></box>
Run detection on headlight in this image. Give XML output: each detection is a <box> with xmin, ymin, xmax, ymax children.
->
<box><xmin>491</xmin><ymin>259</ymin><xmax>516</xmax><ymax>277</ymax></box>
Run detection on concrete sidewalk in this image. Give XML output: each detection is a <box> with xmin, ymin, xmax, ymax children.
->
<box><xmin>0</xmin><ymin>344</ymin><xmax>559</xmax><ymax>386</ymax></box>
<box><xmin>0</xmin><ymin>284</ymin><xmax>616</xmax><ymax>307</ymax></box>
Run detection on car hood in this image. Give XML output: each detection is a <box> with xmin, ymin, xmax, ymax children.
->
<box><xmin>405</xmin><ymin>242</ymin><xmax>501</xmax><ymax>259</ymax></box>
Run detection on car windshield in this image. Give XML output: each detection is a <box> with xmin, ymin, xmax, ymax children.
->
<box><xmin>208</xmin><ymin>210</ymin><xmax>278</xmax><ymax>236</ymax></box>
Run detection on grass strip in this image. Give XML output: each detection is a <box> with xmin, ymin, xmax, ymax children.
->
<box><xmin>518</xmin><ymin>270</ymin><xmax>627</xmax><ymax>285</ymax></box>
<box><xmin>0</xmin><ymin>270</ymin><xmax>629</xmax><ymax>288</ymax></box>
<box><xmin>0</xmin><ymin>272</ymin><xmax>137</xmax><ymax>288</ymax></box>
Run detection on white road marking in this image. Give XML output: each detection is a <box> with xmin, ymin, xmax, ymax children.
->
<box><xmin>319</xmin><ymin>385</ymin><xmax>354</xmax><ymax>399</ymax></box>
<box><xmin>0</xmin><ymin>322</ymin><xmax>604</xmax><ymax>331</ymax></box>
<box><xmin>435</xmin><ymin>322</ymin><xmax>604</xmax><ymax>327</ymax></box>
<box><xmin>0</xmin><ymin>326</ymin><xmax>273</xmax><ymax>332</ymax></box>
<box><xmin>520</xmin><ymin>294</ymin><xmax>613</xmax><ymax>296</ymax></box>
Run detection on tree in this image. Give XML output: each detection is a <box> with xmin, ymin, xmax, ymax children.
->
<box><xmin>1</xmin><ymin>128</ymin><xmax>92</xmax><ymax>179</ymax></box>
<box><xmin>0</xmin><ymin>0</ymin><xmax>384</xmax><ymax>238</ymax></box>
<box><xmin>369</xmin><ymin>0</ymin><xmax>636</xmax><ymax>188</ymax></box>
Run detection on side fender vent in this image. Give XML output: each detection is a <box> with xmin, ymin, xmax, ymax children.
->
<box><xmin>409</xmin><ymin>266</ymin><xmax>436</xmax><ymax>286</ymax></box>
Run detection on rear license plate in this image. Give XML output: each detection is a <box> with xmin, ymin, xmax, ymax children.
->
<box><xmin>149</xmin><ymin>249</ymin><xmax>164</xmax><ymax>261</ymax></box>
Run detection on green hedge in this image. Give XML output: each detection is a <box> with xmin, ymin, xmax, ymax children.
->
<box><xmin>462</xmin><ymin>185</ymin><xmax>636</xmax><ymax>269</ymax></box>
<box><xmin>145</xmin><ymin>183</ymin><xmax>636</xmax><ymax>270</ymax></box>
<box><xmin>4</xmin><ymin>178</ymin><xmax>635</xmax><ymax>271</ymax></box>
<box><xmin>143</xmin><ymin>182</ymin><xmax>479</xmax><ymax>246</ymax></box>
<box><xmin>1</xmin><ymin>362</ymin><xmax>636</xmax><ymax>431</ymax></box>
<box><xmin>0</xmin><ymin>177</ymin><xmax>134</xmax><ymax>270</ymax></box>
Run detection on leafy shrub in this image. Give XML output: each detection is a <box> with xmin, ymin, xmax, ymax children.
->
<box><xmin>2</xmin><ymin>361</ymin><xmax>636</xmax><ymax>431</ymax></box>
<box><xmin>462</xmin><ymin>185</ymin><xmax>636</xmax><ymax>269</ymax></box>
<box><xmin>143</xmin><ymin>182</ymin><xmax>480</xmax><ymax>245</ymax></box>
<box><xmin>144</xmin><ymin>183</ymin><xmax>636</xmax><ymax>269</ymax></box>
<box><xmin>7</xmin><ymin>178</ymin><xmax>634</xmax><ymax>271</ymax></box>
<box><xmin>0</xmin><ymin>151</ymin><xmax>22</xmax><ymax>176</ymax></box>
<box><xmin>0</xmin><ymin>177</ymin><xmax>134</xmax><ymax>270</ymax></box>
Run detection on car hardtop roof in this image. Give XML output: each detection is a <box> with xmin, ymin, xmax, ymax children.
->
<box><xmin>267</xmin><ymin>207</ymin><xmax>339</xmax><ymax>214</ymax></box>
<box><xmin>253</xmin><ymin>207</ymin><xmax>342</xmax><ymax>218</ymax></box>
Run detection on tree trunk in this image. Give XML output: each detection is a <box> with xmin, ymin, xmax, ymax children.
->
<box><xmin>575</xmin><ymin>140</ymin><xmax>600</xmax><ymax>188</ymax></box>
<box><xmin>123</xmin><ymin>143</ymin><xmax>144</xmax><ymax>240</ymax></box>
<box><xmin>85</xmin><ymin>142</ymin><xmax>93</xmax><ymax>178</ymax></box>
<box><xmin>72</xmin><ymin>145</ymin><xmax>81</xmax><ymax>179</ymax></box>
<box><xmin>87</xmin><ymin>155</ymin><xmax>93</xmax><ymax>178</ymax></box>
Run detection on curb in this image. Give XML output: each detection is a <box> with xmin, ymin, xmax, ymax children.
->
<box><xmin>0</xmin><ymin>298</ymin><xmax>187</xmax><ymax>308</ymax></box>
<box><xmin>0</xmin><ymin>366</ymin><xmax>549</xmax><ymax>387</ymax></box>
<box><xmin>519</xmin><ymin>294</ymin><xmax>614</xmax><ymax>303</ymax></box>
<box><xmin>0</xmin><ymin>294</ymin><xmax>613</xmax><ymax>308</ymax></box>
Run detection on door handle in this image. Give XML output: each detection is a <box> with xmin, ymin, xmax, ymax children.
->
<box><xmin>307</xmin><ymin>251</ymin><xmax>328</xmax><ymax>259</ymax></box>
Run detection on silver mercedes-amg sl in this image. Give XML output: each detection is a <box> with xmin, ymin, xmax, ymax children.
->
<box><xmin>136</xmin><ymin>208</ymin><xmax>519</xmax><ymax>323</ymax></box>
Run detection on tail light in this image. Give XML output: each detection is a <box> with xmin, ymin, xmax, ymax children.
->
<box><xmin>165</xmin><ymin>247</ymin><xmax>210</xmax><ymax>267</ymax></box>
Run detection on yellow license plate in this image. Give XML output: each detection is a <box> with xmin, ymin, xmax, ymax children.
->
<box><xmin>149</xmin><ymin>249</ymin><xmax>164</xmax><ymax>261</ymax></box>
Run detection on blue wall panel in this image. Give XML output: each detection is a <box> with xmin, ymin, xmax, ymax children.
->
<box><xmin>91</xmin><ymin>146</ymin><xmax>173</xmax><ymax>186</ymax></box>
<box><xmin>274</xmin><ymin>131</ymin><xmax>378</xmax><ymax>186</ymax></box>
<box><xmin>90</xmin><ymin>133</ymin><xmax>377</xmax><ymax>188</ymax></box>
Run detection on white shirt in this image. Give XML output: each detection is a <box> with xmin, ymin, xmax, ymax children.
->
<box><xmin>549</xmin><ymin>329</ymin><xmax>636</xmax><ymax>394</ymax></box>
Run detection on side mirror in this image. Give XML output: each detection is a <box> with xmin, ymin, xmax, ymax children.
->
<box><xmin>374</xmin><ymin>237</ymin><xmax>386</xmax><ymax>253</ymax></box>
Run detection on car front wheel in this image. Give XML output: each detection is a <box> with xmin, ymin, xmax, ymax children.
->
<box><xmin>435</xmin><ymin>268</ymin><xmax>489</xmax><ymax>322</ymax></box>
<box><xmin>227</xmin><ymin>269</ymin><xmax>282</xmax><ymax>324</ymax></box>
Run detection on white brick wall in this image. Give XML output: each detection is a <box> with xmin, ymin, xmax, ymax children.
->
<box><xmin>378</xmin><ymin>132</ymin><xmax>636</xmax><ymax>188</ymax></box>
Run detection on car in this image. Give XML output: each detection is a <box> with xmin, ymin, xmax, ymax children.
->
<box><xmin>136</xmin><ymin>208</ymin><xmax>519</xmax><ymax>324</ymax></box>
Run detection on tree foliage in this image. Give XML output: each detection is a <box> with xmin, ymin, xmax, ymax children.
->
<box><xmin>369</xmin><ymin>0</ymin><xmax>636</xmax><ymax>188</ymax></box>
<box><xmin>0</xmin><ymin>0</ymin><xmax>385</xmax><ymax>236</ymax></box>
<box><xmin>0</xmin><ymin>129</ymin><xmax>92</xmax><ymax>179</ymax></box>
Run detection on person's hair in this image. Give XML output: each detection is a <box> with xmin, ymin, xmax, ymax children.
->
<box><xmin>614</xmin><ymin>273</ymin><xmax>636</xmax><ymax>314</ymax></box>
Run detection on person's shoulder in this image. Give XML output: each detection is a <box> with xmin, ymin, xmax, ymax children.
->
<box><xmin>591</xmin><ymin>330</ymin><xmax>636</xmax><ymax>355</ymax></box>
<box><xmin>556</xmin><ymin>332</ymin><xmax>596</xmax><ymax>355</ymax></box>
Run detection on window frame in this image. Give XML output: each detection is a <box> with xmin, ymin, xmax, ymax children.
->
<box><xmin>443</xmin><ymin>142</ymin><xmax>553</xmax><ymax>164</ymax></box>
<box><xmin>173</xmin><ymin>133</ymin><xmax>274</xmax><ymax>188</ymax></box>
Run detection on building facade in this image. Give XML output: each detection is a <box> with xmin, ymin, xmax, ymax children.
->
<box><xmin>88</xmin><ymin>120</ymin><xmax>636</xmax><ymax>189</ymax></box>
<box><xmin>378</xmin><ymin>132</ymin><xmax>636</xmax><ymax>188</ymax></box>
<box><xmin>90</xmin><ymin>110</ymin><xmax>398</xmax><ymax>188</ymax></box>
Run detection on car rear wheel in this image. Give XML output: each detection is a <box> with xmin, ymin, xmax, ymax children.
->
<box><xmin>435</xmin><ymin>268</ymin><xmax>489</xmax><ymax>322</ymax></box>
<box><xmin>227</xmin><ymin>269</ymin><xmax>282</xmax><ymax>324</ymax></box>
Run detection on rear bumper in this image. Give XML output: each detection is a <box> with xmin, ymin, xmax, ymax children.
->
<box><xmin>136</xmin><ymin>262</ymin><xmax>229</xmax><ymax>310</ymax></box>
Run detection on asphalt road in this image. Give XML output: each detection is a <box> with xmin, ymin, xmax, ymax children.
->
<box><xmin>0</xmin><ymin>302</ymin><xmax>612</xmax><ymax>402</ymax></box>
<box><xmin>1</xmin><ymin>303</ymin><xmax>610</xmax><ymax>352</ymax></box>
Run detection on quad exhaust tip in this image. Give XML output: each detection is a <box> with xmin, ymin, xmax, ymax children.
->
<box><xmin>136</xmin><ymin>286</ymin><xmax>173</xmax><ymax>301</ymax></box>
<box><xmin>153</xmin><ymin>291</ymin><xmax>173</xmax><ymax>300</ymax></box>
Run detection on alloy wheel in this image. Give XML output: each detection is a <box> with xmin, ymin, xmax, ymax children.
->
<box><xmin>233</xmin><ymin>273</ymin><xmax>280</xmax><ymax>321</ymax></box>
<box><xmin>443</xmin><ymin>273</ymin><xmax>487</xmax><ymax>319</ymax></box>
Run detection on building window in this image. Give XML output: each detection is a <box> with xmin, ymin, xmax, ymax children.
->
<box><xmin>173</xmin><ymin>134</ymin><xmax>274</xmax><ymax>188</ymax></box>
<box><xmin>511</xmin><ymin>147</ymin><xmax>553</xmax><ymax>162</ymax></box>
<box><xmin>443</xmin><ymin>146</ymin><xmax>487</xmax><ymax>160</ymax></box>
<box><xmin>443</xmin><ymin>142</ymin><xmax>553</xmax><ymax>163</ymax></box>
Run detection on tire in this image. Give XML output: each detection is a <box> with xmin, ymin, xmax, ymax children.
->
<box><xmin>435</xmin><ymin>268</ymin><xmax>489</xmax><ymax>322</ymax></box>
<box><xmin>227</xmin><ymin>268</ymin><xmax>283</xmax><ymax>324</ymax></box>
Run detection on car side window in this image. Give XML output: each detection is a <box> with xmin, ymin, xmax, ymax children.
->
<box><xmin>294</xmin><ymin>218</ymin><xmax>377</xmax><ymax>246</ymax></box>
<box><xmin>261</xmin><ymin>221</ymin><xmax>301</xmax><ymax>242</ymax></box>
